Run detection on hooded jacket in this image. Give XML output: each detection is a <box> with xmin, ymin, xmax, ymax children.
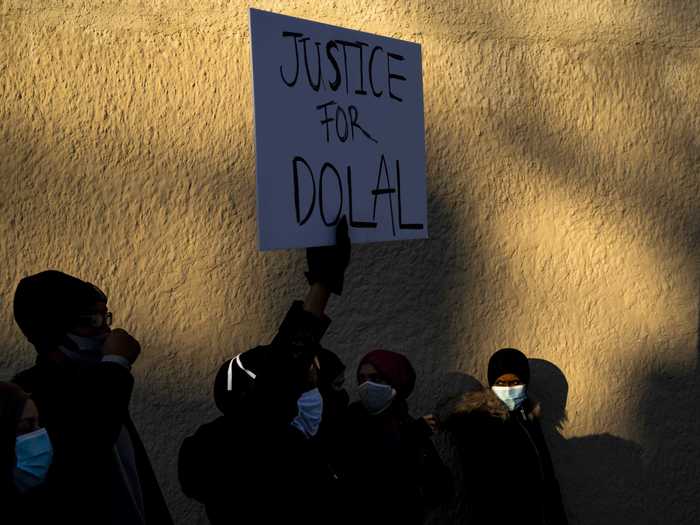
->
<box><xmin>442</xmin><ymin>388</ymin><xmax>568</xmax><ymax>525</ymax></box>
<box><xmin>178</xmin><ymin>301</ymin><xmax>338</xmax><ymax>525</ymax></box>
<box><xmin>13</xmin><ymin>354</ymin><xmax>173</xmax><ymax>525</ymax></box>
<box><xmin>12</xmin><ymin>271</ymin><xmax>172</xmax><ymax>525</ymax></box>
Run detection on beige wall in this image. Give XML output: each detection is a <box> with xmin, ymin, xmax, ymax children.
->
<box><xmin>1</xmin><ymin>2</ymin><xmax>698</xmax><ymax>523</ymax></box>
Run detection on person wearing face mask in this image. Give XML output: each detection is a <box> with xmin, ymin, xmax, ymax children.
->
<box><xmin>178</xmin><ymin>219</ymin><xmax>351</xmax><ymax>525</ymax></box>
<box><xmin>179</xmin><ymin>341</ymin><xmax>333</xmax><ymax>525</ymax></box>
<box><xmin>1</xmin><ymin>382</ymin><xmax>52</xmax><ymax>523</ymax></box>
<box><xmin>441</xmin><ymin>348</ymin><xmax>568</xmax><ymax>525</ymax></box>
<box><xmin>340</xmin><ymin>349</ymin><xmax>453</xmax><ymax>525</ymax></box>
<box><xmin>11</xmin><ymin>270</ymin><xmax>173</xmax><ymax>525</ymax></box>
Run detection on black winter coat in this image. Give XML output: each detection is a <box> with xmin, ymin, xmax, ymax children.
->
<box><xmin>444</xmin><ymin>389</ymin><xmax>568</xmax><ymax>525</ymax></box>
<box><xmin>4</xmin><ymin>479</ymin><xmax>52</xmax><ymax>525</ymax></box>
<box><xmin>178</xmin><ymin>301</ymin><xmax>339</xmax><ymax>525</ymax></box>
<box><xmin>179</xmin><ymin>414</ymin><xmax>337</xmax><ymax>524</ymax></box>
<box><xmin>339</xmin><ymin>401</ymin><xmax>453</xmax><ymax>525</ymax></box>
<box><xmin>13</xmin><ymin>354</ymin><xmax>173</xmax><ymax>525</ymax></box>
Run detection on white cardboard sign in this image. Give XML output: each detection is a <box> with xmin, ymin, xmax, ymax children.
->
<box><xmin>250</xmin><ymin>9</ymin><xmax>428</xmax><ymax>250</ymax></box>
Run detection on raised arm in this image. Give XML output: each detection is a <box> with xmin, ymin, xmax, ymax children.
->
<box><xmin>273</xmin><ymin>217</ymin><xmax>351</xmax><ymax>346</ymax></box>
<box><xmin>304</xmin><ymin>215</ymin><xmax>351</xmax><ymax>314</ymax></box>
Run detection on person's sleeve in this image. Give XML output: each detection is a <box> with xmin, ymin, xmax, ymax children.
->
<box><xmin>82</xmin><ymin>362</ymin><xmax>134</xmax><ymax>443</ymax></box>
<box><xmin>531</xmin><ymin>421</ymin><xmax>569</xmax><ymax>525</ymax></box>
<box><xmin>271</xmin><ymin>300</ymin><xmax>331</xmax><ymax>347</ymax></box>
<box><xmin>178</xmin><ymin>419</ymin><xmax>241</xmax><ymax>507</ymax></box>
<box><xmin>50</xmin><ymin>362</ymin><xmax>135</xmax><ymax>457</ymax></box>
<box><xmin>101</xmin><ymin>354</ymin><xmax>132</xmax><ymax>369</ymax></box>
<box><xmin>403</xmin><ymin>418</ymin><xmax>454</xmax><ymax>508</ymax></box>
<box><xmin>178</xmin><ymin>432</ymin><xmax>210</xmax><ymax>502</ymax></box>
<box><xmin>417</xmin><ymin>439</ymin><xmax>454</xmax><ymax>509</ymax></box>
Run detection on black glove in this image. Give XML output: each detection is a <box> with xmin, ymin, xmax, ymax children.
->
<box><xmin>305</xmin><ymin>216</ymin><xmax>351</xmax><ymax>295</ymax></box>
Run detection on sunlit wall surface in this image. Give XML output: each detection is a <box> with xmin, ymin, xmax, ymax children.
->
<box><xmin>1</xmin><ymin>2</ymin><xmax>698</xmax><ymax>523</ymax></box>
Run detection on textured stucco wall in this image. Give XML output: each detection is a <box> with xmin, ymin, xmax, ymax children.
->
<box><xmin>1</xmin><ymin>2</ymin><xmax>698</xmax><ymax>524</ymax></box>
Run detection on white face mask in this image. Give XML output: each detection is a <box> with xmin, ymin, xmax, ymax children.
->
<box><xmin>14</xmin><ymin>428</ymin><xmax>53</xmax><ymax>492</ymax></box>
<box><xmin>66</xmin><ymin>332</ymin><xmax>109</xmax><ymax>353</ymax></box>
<box><xmin>492</xmin><ymin>384</ymin><xmax>528</xmax><ymax>411</ymax></box>
<box><xmin>291</xmin><ymin>388</ymin><xmax>323</xmax><ymax>438</ymax></box>
<box><xmin>358</xmin><ymin>381</ymin><xmax>396</xmax><ymax>415</ymax></box>
<box><xmin>60</xmin><ymin>333</ymin><xmax>109</xmax><ymax>363</ymax></box>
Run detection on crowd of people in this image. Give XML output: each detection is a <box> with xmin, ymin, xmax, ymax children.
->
<box><xmin>2</xmin><ymin>219</ymin><xmax>567</xmax><ymax>524</ymax></box>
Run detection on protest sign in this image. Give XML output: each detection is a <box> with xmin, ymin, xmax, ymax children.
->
<box><xmin>250</xmin><ymin>9</ymin><xmax>428</xmax><ymax>250</ymax></box>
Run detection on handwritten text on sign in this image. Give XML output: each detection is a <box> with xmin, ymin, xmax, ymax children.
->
<box><xmin>250</xmin><ymin>9</ymin><xmax>428</xmax><ymax>250</ymax></box>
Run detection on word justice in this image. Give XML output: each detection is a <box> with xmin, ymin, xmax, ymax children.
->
<box><xmin>279</xmin><ymin>31</ymin><xmax>408</xmax><ymax>102</ymax></box>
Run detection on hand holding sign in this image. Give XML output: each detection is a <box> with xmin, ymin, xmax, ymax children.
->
<box><xmin>306</xmin><ymin>216</ymin><xmax>350</xmax><ymax>295</ymax></box>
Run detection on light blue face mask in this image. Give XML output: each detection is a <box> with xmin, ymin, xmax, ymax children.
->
<box><xmin>291</xmin><ymin>388</ymin><xmax>323</xmax><ymax>438</ymax></box>
<box><xmin>14</xmin><ymin>428</ymin><xmax>53</xmax><ymax>492</ymax></box>
<box><xmin>492</xmin><ymin>385</ymin><xmax>528</xmax><ymax>411</ymax></box>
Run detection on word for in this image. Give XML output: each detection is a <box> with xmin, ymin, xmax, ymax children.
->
<box><xmin>292</xmin><ymin>154</ymin><xmax>424</xmax><ymax>236</ymax></box>
<box><xmin>279</xmin><ymin>32</ymin><xmax>407</xmax><ymax>102</ymax></box>
<box><xmin>316</xmin><ymin>101</ymin><xmax>378</xmax><ymax>144</ymax></box>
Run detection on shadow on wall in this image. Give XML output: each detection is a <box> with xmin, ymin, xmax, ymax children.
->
<box><xmin>528</xmin><ymin>359</ymin><xmax>646</xmax><ymax>525</ymax></box>
<box><xmin>632</xmin><ymin>291</ymin><xmax>700</xmax><ymax>525</ymax></box>
<box><xmin>531</xmin><ymin>357</ymin><xmax>699</xmax><ymax>525</ymax></box>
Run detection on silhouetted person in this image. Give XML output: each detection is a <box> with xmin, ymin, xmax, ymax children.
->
<box><xmin>178</xmin><ymin>218</ymin><xmax>351</xmax><ymax>525</ymax></box>
<box><xmin>12</xmin><ymin>271</ymin><xmax>173</xmax><ymax>525</ymax></box>
<box><xmin>340</xmin><ymin>349</ymin><xmax>453</xmax><ymax>525</ymax></box>
<box><xmin>442</xmin><ymin>348</ymin><xmax>567</xmax><ymax>525</ymax></box>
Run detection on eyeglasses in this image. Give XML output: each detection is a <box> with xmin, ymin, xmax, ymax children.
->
<box><xmin>76</xmin><ymin>311</ymin><xmax>113</xmax><ymax>328</ymax></box>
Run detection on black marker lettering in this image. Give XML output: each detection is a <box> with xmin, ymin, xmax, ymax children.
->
<box><xmin>371</xmin><ymin>154</ymin><xmax>397</xmax><ymax>236</ymax></box>
<box><xmin>316</xmin><ymin>101</ymin><xmax>336</xmax><ymax>143</ymax></box>
<box><xmin>349</xmin><ymin>105</ymin><xmax>378</xmax><ymax>144</ymax></box>
<box><xmin>293</xmin><ymin>156</ymin><xmax>315</xmax><ymax>225</ymax></box>
<box><xmin>335</xmin><ymin>105</ymin><xmax>349</xmax><ymax>142</ymax></box>
<box><xmin>387</xmin><ymin>52</ymin><xmax>406</xmax><ymax>102</ymax></box>
<box><xmin>280</xmin><ymin>32</ymin><xmax>303</xmax><ymax>87</ymax></box>
<box><xmin>336</xmin><ymin>40</ymin><xmax>360</xmax><ymax>95</ymax></box>
<box><xmin>326</xmin><ymin>41</ymin><xmax>341</xmax><ymax>91</ymax></box>
<box><xmin>354</xmin><ymin>41</ymin><xmax>369</xmax><ymax>95</ymax></box>
<box><xmin>369</xmin><ymin>46</ymin><xmax>384</xmax><ymax>97</ymax></box>
<box><xmin>319</xmin><ymin>162</ymin><xmax>343</xmax><ymax>226</ymax></box>
<box><xmin>301</xmin><ymin>38</ymin><xmax>323</xmax><ymax>91</ymax></box>
<box><xmin>396</xmin><ymin>159</ymin><xmax>424</xmax><ymax>230</ymax></box>
<box><xmin>347</xmin><ymin>166</ymin><xmax>377</xmax><ymax>228</ymax></box>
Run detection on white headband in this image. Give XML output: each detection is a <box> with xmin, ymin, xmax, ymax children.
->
<box><xmin>227</xmin><ymin>354</ymin><xmax>257</xmax><ymax>391</ymax></box>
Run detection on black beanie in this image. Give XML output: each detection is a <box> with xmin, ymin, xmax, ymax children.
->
<box><xmin>213</xmin><ymin>346</ymin><xmax>268</xmax><ymax>416</ymax></box>
<box><xmin>316</xmin><ymin>348</ymin><xmax>345</xmax><ymax>390</ymax></box>
<box><xmin>213</xmin><ymin>343</ymin><xmax>317</xmax><ymax>424</ymax></box>
<box><xmin>14</xmin><ymin>270</ymin><xmax>107</xmax><ymax>351</ymax></box>
<box><xmin>487</xmin><ymin>348</ymin><xmax>530</xmax><ymax>386</ymax></box>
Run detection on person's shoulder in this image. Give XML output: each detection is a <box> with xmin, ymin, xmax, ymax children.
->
<box><xmin>12</xmin><ymin>363</ymin><xmax>46</xmax><ymax>393</ymax></box>
<box><xmin>439</xmin><ymin>388</ymin><xmax>510</xmax><ymax>432</ymax></box>
<box><xmin>192</xmin><ymin>416</ymin><xmax>234</xmax><ymax>440</ymax></box>
<box><xmin>180</xmin><ymin>416</ymin><xmax>242</xmax><ymax>459</ymax></box>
